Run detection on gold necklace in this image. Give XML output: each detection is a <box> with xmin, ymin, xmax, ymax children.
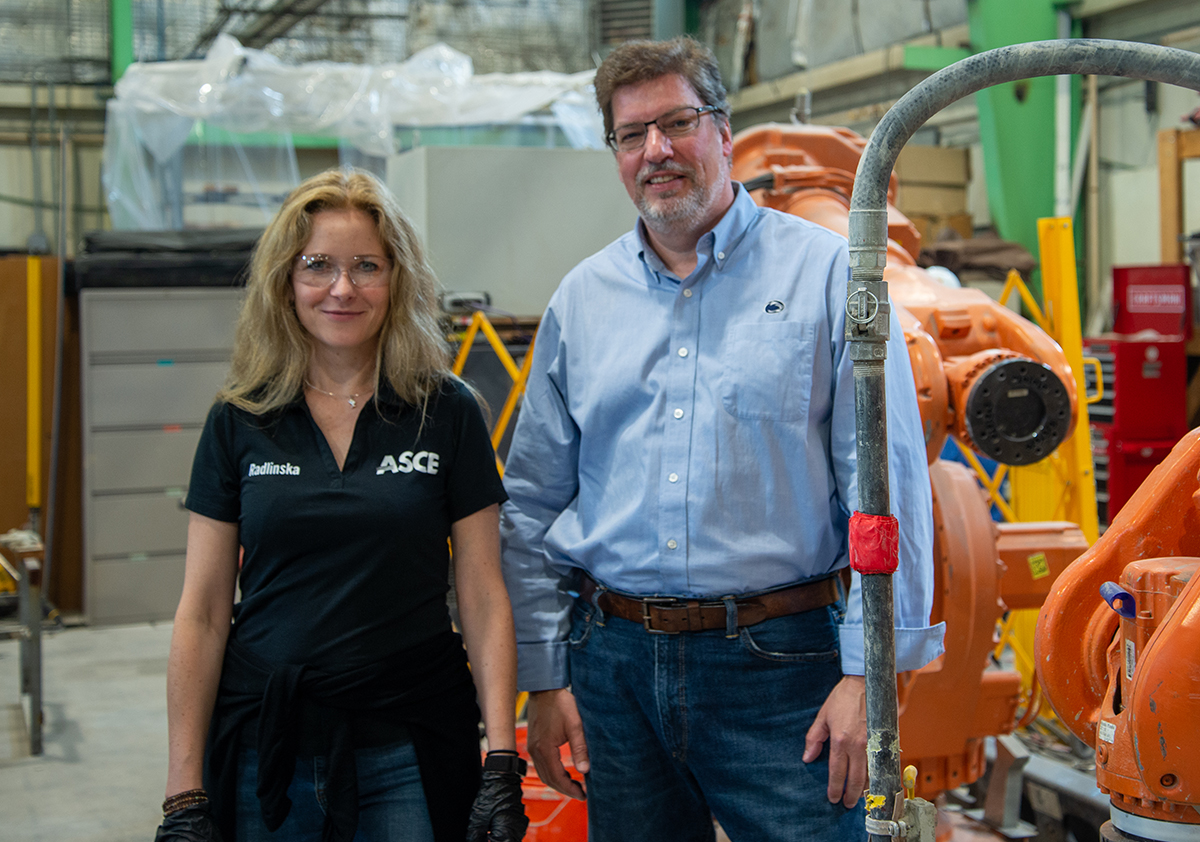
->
<box><xmin>304</xmin><ymin>380</ymin><xmax>372</xmax><ymax>408</ymax></box>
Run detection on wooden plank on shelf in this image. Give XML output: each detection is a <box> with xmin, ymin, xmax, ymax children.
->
<box><xmin>1179</xmin><ymin>127</ymin><xmax>1200</xmax><ymax>160</ymax></box>
<box><xmin>1159</xmin><ymin>129</ymin><xmax>1183</xmax><ymax>264</ymax></box>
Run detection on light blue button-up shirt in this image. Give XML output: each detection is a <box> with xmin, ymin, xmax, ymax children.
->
<box><xmin>500</xmin><ymin>185</ymin><xmax>944</xmax><ymax>692</ymax></box>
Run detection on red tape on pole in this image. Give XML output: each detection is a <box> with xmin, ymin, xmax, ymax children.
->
<box><xmin>849</xmin><ymin>511</ymin><xmax>899</xmax><ymax>575</ymax></box>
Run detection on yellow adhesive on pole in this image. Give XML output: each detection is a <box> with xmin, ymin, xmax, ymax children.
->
<box><xmin>865</xmin><ymin>794</ymin><xmax>888</xmax><ymax>811</ymax></box>
<box><xmin>26</xmin><ymin>256</ymin><xmax>42</xmax><ymax>510</ymax></box>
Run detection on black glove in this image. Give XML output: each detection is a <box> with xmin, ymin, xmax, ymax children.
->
<box><xmin>154</xmin><ymin>804</ymin><xmax>225</xmax><ymax>842</ymax></box>
<box><xmin>466</xmin><ymin>754</ymin><xmax>530</xmax><ymax>842</ymax></box>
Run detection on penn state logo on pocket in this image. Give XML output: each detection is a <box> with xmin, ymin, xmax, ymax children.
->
<box><xmin>765</xmin><ymin>300</ymin><xmax>785</xmax><ymax>314</ymax></box>
<box><xmin>376</xmin><ymin>451</ymin><xmax>440</xmax><ymax>475</ymax></box>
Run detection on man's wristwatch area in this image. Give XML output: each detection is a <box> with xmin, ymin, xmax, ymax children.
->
<box><xmin>483</xmin><ymin>750</ymin><xmax>528</xmax><ymax>776</ymax></box>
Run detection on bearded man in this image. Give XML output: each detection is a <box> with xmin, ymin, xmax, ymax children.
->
<box><xmin>500</xmin><ymin>36</ymin><xmax>942</xmax><ymax>842</ymax></box>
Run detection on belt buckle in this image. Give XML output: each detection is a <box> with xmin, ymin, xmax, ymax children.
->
<box><xmin>640</xmin><ymin>597</ymin><xmax>682</xmax><ymax>634</ymax></box>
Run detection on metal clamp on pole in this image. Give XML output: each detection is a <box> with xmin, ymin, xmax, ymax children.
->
<box><xmin>861</xmin><ymin>767</ymin><xmax>939</xmax><ymax>841</ymax></box>
<box><xmin>863</xmin><ymin>799</ymin><xmax>937</xmax><ymax>842</ymax></box>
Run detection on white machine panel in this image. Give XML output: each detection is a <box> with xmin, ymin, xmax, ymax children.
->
<box><xmin>387</xmin><ymin>147</ymin><xmax>635</xmax><ymax>317</ymax></box>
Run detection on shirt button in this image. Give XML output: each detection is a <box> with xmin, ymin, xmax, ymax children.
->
<box><xmin>683</xmin><ymin>288</ymin><xmax>693</xmax><ymax>298</ymax></box>
<box><xmin>668</xmin><ymin>472</ymin><xmax>679</xmax><ymax>483</ymax></box>
<box><xmin>717</xmin><ymin>251</ymin><xmax>725</xmax><ymax>260</ymax></box>
<box><xmin>678</xmin><ymin>347</ymin><xmax>688</xmax><ymax>357</ymax></box>
<box><xmin>673</xmin><ymin>408</ymin><xmax>684</xmax><ymax>419</ymax></box>
<box><xmin>667</xmin><ymin>539</ymin><xmax>678</xmax><ymax>550</ymax></box>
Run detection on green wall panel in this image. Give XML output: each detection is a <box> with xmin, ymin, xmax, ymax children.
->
<box><xmin>969</xmin><ymin>0</ymin><xmax>1082</xmax><ymax>297</ymax></box>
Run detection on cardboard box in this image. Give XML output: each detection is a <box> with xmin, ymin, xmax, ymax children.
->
<box><xmin>895</xmin><ymin>183</ymin><xmax>968</xmax><ymax>217</ymax></box>
<box><xmin>894</xmin><ymin>145</ymin><xmax>970</xmax><ymax>186</ymax></box>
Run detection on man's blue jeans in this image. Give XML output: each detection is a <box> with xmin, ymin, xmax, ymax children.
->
<box><xmin>568</xmin><ymin>596</ymin><xmax>867</xmax><ymax>842</ymax></box>
<box><xmin>235</xmin><ymin>737</ymin><xmax>435</xmax><ymax>842</ymax></box>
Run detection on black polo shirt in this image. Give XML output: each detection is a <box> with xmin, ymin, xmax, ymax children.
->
<box><xmin>185</xmin><ymin>378</ymin><xmax>507</xmax><ymax>672</ymax></box>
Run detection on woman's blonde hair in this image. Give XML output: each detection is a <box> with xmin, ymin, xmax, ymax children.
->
<box><xmin>218</xmin><ymin>167</ymin><xmax>451</xmax><ymax>415</ymax></box>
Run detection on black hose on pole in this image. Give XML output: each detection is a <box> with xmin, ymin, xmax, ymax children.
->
<box><xmin>844</xmin><ymin>39</ymin><xmax>1200</xmax><ymax>842</ymax></box>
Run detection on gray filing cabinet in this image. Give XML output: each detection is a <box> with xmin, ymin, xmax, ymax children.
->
<box><xmin>80</xmin><ymin>288</ymin><xmax>243</xmax><ymax>624</ymax></box>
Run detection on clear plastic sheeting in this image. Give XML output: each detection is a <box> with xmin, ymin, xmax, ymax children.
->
<box><xmin>103</xmin><ymin>34</ymin><xmax>602</xmax><ymax>230</ymax></box>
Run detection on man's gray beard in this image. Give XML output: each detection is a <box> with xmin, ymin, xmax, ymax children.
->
<box><xmin>635</xmin><ymin>170</ymin><xmax>724</xmax><ymax>232</ymax></box>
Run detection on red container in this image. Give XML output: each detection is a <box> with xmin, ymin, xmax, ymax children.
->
<box><xmin>1082</xmin><ymin>336</ymin><xmax>1188</xmax><ymax>527</ymax></box>
<box><xmin>1108</xmin><ymin>339</ymin><xmax>1187</xmax><ymax>441</ymax></box>
<box><xmin>1111</xmin><ymin>264</ymin><xmax>1191</xmax><ymax>338</ymax></box>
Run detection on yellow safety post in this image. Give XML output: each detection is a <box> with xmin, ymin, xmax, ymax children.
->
<box><xmin>27</xmin><ymin>256</ymin><xmax>42</xmax><ymax>515</ymax></box>
<box><xmin>451</xmin><ymin>310</ymin><xmax>538</xmax><ymax>477</ymax></box>
<box><xmin>1008</xmin><ymin>218</ymin><xmax>1099</xmax><ymax>543</ymax></box>
<box><xmin>992</xmin><ymin>219</ymin><xmax>1100</xmax><ymax>705</ymax></box>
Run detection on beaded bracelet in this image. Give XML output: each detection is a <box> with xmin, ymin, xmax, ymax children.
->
<box><xmin>162</xmin><ymin>788</ymin><xmax>209</xmax><ymax>817</ymax></box>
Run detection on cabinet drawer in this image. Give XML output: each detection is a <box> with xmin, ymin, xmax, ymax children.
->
<box><xmin>88</xmin><ymin>362</ymin><xmax>228</xmax><ymax>428</ymax></box>
<box><xmin>83</xmin><ymin>289</ymin><xmax>242</xmax><ymax>354</ymax></box>
<box><xmin>88</xmin><ymin>555</ymin><xmax>186</xmax><ymax>625</ymax></box>
<box><xmin>89</xmin><ymin>427</ymin><xmax>203</xmax><ymax>491</ymax></box>
<box><xmin>89</xmin><ymin>493</ymin><xmax>191</xmax><ymax>557</ymax></box>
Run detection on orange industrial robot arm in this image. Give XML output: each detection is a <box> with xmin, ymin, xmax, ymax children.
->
<box><xmin>1036</xmin><ymin>429</ymin><xmax>1200</xmax><ymax>832</ymax></box>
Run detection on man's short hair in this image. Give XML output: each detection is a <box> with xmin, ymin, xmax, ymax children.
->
<box><xmin>594</xmin><ymin>37</ymin><xmax>730</xmax><ymax>140</ymax></box>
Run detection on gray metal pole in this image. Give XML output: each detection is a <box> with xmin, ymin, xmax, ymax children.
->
<box><xmin>845</xmin><ymin>207</ymin><xmax>900</xmax><ymax>840</ymax></box>
<box><xmin>26</xmin><ymin>556</ymin><xmax>43</xmax><ymax>756</ymax></box>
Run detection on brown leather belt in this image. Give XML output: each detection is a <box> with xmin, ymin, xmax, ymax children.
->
<box><xmin>579</xmin><ymin>572</ymin><xmax>845</xmax><ymax>634</ymax></box>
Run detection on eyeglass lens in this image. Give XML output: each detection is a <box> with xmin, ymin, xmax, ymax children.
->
<box><xmin>294</xmin><ymin>254</ymin><xmax>389</xmax><ymax>288</ymax></box>
<box><xmin>612</xmin><ymin>107</ymin><xmax>712</xmax><ymax>151</ymax></box>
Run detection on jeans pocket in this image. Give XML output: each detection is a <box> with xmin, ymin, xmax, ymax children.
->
<box><xmin>739</xmin><ymin>608</ymin><xmax>841</xmax><ymax>663</ymax></box>
<box><xmin>311</xmin><ymin>756</ymin><xmax>328</xmax><ymax>813</ymax></box>
<box><xmin>567</xmin><ymin>600</ymin><xmax>599</xmax><ymax>650</ymax></box>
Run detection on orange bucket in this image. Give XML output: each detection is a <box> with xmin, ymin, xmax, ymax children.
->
<box><xmin>504</xmin><ymin>725</ymin><xmax>589</xmax><ymax>840</ymax></box>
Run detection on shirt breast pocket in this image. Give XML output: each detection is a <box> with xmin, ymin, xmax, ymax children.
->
<box><xmin>720</xmin><ymin>321</ymin><xmax>816</xmax><ymax>422</ymax></box>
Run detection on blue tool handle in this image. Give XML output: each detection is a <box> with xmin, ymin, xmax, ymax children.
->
<box><xmin>1100</xmin><ymin>581</ymin><xmax>1136</xmax><ymax>619</ymax></box>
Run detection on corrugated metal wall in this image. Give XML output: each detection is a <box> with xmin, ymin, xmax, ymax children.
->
<box><xmin>0</xmin><ymin>0</ymin><xmax>109</xmax><ymax>84</ymax></box>
<box><xmin>0</xmin><ymin>0</ymin><xmax>593</xmax><ymax>84</ymax></box>
<box><xmin>406</xmin><ymin>0</ymin><xmax>591</xmax><ymax>73</ymax></box>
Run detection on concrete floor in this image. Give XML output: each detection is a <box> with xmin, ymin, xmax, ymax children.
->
<box><xmin>1</xmin><ymin>622</ymin><xmax>733</xmax><ymax>842</ymax></box>
<box><xmin>1</xmin><ymin>621</ymin><xmax>172</xmax><ymax>842</ymax></box>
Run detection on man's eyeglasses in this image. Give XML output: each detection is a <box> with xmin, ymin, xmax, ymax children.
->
<box><xmin>607</xmin><ymin>105</ymin><xmax>723</xmax><ymax>152</ymax></box>
<box><xmin>293</xmin><ymin>254</ymin><xmax>391</xmax><ymax>289</ymax></box>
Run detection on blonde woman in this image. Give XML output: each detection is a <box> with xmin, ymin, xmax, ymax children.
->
<box><xmin>158</xmin><ymin>169</ymin><xmax>526</xmax><ymax>842</ymax></box>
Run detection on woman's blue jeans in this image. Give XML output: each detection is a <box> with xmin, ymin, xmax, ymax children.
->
<box><xmin>568</xmin><ymin>597</ymin><xmax>867</xmax><ymax>842</ymax></box>
<box><xmin>235</xmin><ymin>737</ymin><xmax>435</xmax><ymax>842</ymax></box>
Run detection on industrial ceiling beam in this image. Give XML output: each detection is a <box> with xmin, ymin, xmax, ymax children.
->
<box><xmin>728</xmin><ymin>25</ymin><xmax>970</xmax><ymax>114</ymax></box>
<box><xmin>188</xmin><ymin>8</ymin><xmax>236</xmax><ymax>58</ymax></box>
<box><xmin>233</xmin><ymin>0</ymin><xmax>339</xmax><ymax>50</ymax></box>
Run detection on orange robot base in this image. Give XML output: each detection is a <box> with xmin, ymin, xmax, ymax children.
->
<box><xmin>1039</xmin><ymin>429</ymin><xmax>1200</xmax><ymax>835</ymax></box>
